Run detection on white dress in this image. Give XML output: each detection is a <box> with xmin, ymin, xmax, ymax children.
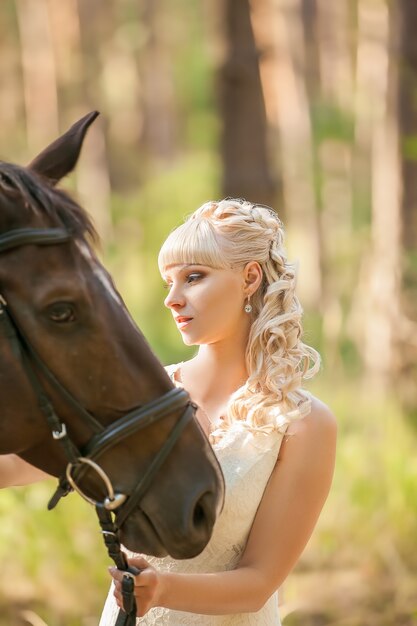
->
<box><xmin>99</xmin><ymin>364</ymin><xmax>288</xmax><ymax>625</ymax></box>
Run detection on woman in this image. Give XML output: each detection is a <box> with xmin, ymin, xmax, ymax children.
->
<box><xmin>100</xmin><ymin>198</ymin><xmax>337</xmax><ymax>625</ymax></box>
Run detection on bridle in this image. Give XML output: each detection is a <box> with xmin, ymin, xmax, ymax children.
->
<box><xmin>0</xmin><ymin>227</ymin><xmax>197</xmax><ymax>625</ymax></box>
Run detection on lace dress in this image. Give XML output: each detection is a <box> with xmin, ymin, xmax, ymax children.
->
<box><xmin>99</xmin><ymin>365</ymin><xmax>288</xmax><ymax>625</ymax></box>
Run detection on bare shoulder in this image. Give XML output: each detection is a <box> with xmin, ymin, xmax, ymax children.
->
<box><xmin>278</xmin><ymin>395</ymin><xmax>337</xmax><ymax>465</ymax></box>
<box><xmin>287</xmin><ymin>394</ymin><xmax>336</xmax><ymax>437</ymax></box>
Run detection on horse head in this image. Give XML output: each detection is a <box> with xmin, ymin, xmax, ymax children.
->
<box><xmin>0</xmin><ymin>112</ymin><xmax>224</xmax><ymax>559</ymax></box>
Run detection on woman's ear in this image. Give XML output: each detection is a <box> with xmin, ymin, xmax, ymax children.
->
<box><xmin>243</xmin><ymin>261</ymin><xmax>263</xmax><ymax>296</ymax></box>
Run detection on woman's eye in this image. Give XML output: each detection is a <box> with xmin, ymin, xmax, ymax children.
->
<box><xmin>47</xmin><ymin>303</ymin><xmax>76</xmax><ymax>324</ymax></box>
<box><xmin>186</xmin><ymin>273</ymin><xmax>202</xmax><ymax>283</ymax></box>
<box><xmin>162</xmin><ymin>273</ymin><xmax>203</xmax><ymax>290</ymax></box>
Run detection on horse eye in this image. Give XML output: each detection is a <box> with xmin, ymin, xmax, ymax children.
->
<box><xmin>0</xmin><ymin>172</ymin><xmax>15</xmax><ymax>191</ymax></box>
<box><xmin>48</xmin><ymin>303</ymin><xmax>76</xmax><ymax>324</ymax></box>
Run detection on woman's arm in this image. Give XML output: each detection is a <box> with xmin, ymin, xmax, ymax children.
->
<box><xmin>0</xmin><ymin>454</ymin><xmax>50</xmax><ymax>488</ymax></box>
<box><xmin>235</xmin><ymin>396</ymin><xmax>337</xmax><ymax>606</ymax></box>
<box><xmin>110</xmin><ymin>397</ymin><xmax>337</xmax><ymax>617</ymax></box>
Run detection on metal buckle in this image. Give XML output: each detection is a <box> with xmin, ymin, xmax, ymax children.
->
<box><xmin>52</xmin><ymin>423</ymin><xmax>67</xmax><ymax>440</ymax></box>
<box><xmin>66</xmin><ymin>457</ymin><xmax>127</xmax><ymax>510</ymax></box>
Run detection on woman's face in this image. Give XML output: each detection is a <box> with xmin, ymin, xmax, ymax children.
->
<box><xmin>161</xmin><ymin>263</ymin><xmax>248</xmax><ymax>346</ymax></box>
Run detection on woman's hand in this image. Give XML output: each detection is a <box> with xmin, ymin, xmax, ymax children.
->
<box><xmin>109</xmin><ymin>555</ymin><xmax>163</xmax><ymax>618</ymax></box>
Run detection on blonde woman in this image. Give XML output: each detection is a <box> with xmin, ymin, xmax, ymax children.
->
<box><xmin>101</xmin><ymin>198</ymin><xmax>337</xmax><ymax>625</ymax></box>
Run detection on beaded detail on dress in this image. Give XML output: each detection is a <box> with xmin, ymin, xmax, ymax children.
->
<box><xmin>99</xmin><ymin>364</ymin><xmax>287</xmax><ymax>626</ymax></box>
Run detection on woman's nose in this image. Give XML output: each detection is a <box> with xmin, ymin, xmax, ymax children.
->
<box><xmin>164</xmin><ymin>286</ymin><xmax>185</xmax><ymax>309</ymax></box>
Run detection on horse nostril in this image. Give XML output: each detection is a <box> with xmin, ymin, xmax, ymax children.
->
<box><xmin>193</xmin><ymin>501</ymin><xmax>206</xmax><ymax>528</ymax></box>
<box><xmin>192</xmin><ymin>491</ymin><xmax>215</xmax><ymax>532</ymax></box>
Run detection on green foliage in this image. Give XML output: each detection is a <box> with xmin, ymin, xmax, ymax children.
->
<box><xmin>311</xmin><ymin>101</ymin><xmax>355</xmax><ymax>144</ymax></box>
<box><xmin>402</xmin><ymin>134</ymin><xmax>417</xmax><ymax>161</ymax></box>
<box><xmin>0</xmin><ymin>481</ymin><xmax>109</xmax><ymax>625</ymax></box>
<box><xmin>305</xmin><ymin>378</ymin><xmax>417</xmax><ymax>572</ymax></box>
<box><xmin>282</xmin><ymin>378</ymin><xmax>417</xmax><ymax>623</ymax></box>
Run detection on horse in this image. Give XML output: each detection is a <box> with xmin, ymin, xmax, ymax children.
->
<box><xmin>0</xmin><ymin>112</ymin><xmax>224</xmax><ymax>570</ymax></box>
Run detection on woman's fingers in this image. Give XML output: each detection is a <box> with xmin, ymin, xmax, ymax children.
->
<box><xmin>109</xmin><ymin>561</ymin><xmax>159</xmax><ymax>617</ymax></box>
<box><xmin>128</xmin><ymin>555</ymin><xmax>150</xmax><ymax>571</ymax></box>
<box><xmin>108</xmin><ymin>555</ymin><xmax>150</xmax><ymax>583</ymax></box>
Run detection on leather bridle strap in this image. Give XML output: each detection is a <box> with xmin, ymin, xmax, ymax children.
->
<box><xmin>0</xmin><ymin>227</ymin><xmax>71</xmax><ymax>252</ymax></box>
<box><xmin>115</xmin><ymin>400</ymin><xmax>195</xmax><ymax>528</ymax></box>
<box><xmin>93</xmin><ymin>408</ymin><xmax>194</xmax><ymax>626</ymax></box>
<box><xmin>96</xmin><ymin>505</ymin><xmax>142</xmax><ymax>626</ymax></box>
<box><xmin>0</xmin><ymin>300</ymin><xmax>83</xmax><ymax>466</ymax></box>
<box><xmin>68</xmin><ymin>387</ymin><xmax>193</xmax><ymax>512</ymax></box>
<box><xmin>83</xmin><ymin>387</ymin><xmax>193</xmax><ymax>460</ymax></box>
<box><xmin>90</xmin><ymin>393</ymin><xmax>195</xmax><ymax>626</ymax></box>
<box><xmin>0</xmin><ymin>226</ymin><xmax>100</xmax><ymax>437</ymax></box>
<box><xmin>0</xmin><ymin>297</ymin><xmax>104</xmax><ymax>435</ymax></box>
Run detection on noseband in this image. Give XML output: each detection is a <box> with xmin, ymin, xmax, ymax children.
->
<box><xmin>0</xmin><ymin>227</ymin><xmax>197</xmax><ymax>625</ymax></box>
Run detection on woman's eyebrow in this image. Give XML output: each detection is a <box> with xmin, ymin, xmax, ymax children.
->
<box><xmin>164</xmin><ymin>263</ymin><xmax>204</xmax><ymax>270</ymax></box>
<box><xmin>161</xmin><ymin>265</ymin><xmax>186</xmax><ymax>281</ymax></box>
<box><xmin>163</xmin><ymin>263</ymin><xmax>206</xmax><ymax>278</ymax></box>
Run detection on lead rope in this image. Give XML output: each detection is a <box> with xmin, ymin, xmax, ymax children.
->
<box><xmin>96</xmin><ymin>506</ymin><xmax>141</xmax><ymax>626</ymax></box>
<box><xmin>93</xmin><ymin>408</ymin><xmax>192</xmax><ymax>625</ymax></box>
<box><xmin>95</xmin><ymin>401</ymin><xmax>194</xmax><ymax>624</ymax></box>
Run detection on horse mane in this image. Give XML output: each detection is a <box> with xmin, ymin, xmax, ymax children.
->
<box><xmin>0</xmin><ymin>161</ymin><xmax>99</xmax><ymax>245</ymax></box>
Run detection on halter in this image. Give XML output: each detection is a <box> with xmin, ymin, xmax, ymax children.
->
<box><xmin>0</xmin><ymin>227</ymin><xmax>197</xmax><ymax>625</ymax></box>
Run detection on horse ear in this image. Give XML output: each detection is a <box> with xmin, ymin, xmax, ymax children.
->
<box><xmin>28</xmin><ymin>111</ymin><xmax>100</xmax><ymax>186</ymax></box>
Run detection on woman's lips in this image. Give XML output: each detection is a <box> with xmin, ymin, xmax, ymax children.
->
<box><xmin>175</xmin><ymin>316</ymin><xmax>193</xmax><ymax>329</ymax></box>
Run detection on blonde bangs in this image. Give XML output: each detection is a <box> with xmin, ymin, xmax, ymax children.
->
<box><xmin>158</xmin><ymin>218</ymin><xmax>229</xmax><ymax>271</ymax></box>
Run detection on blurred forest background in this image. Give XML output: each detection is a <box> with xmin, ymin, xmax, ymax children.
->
<box><xmin>0</xmin><ymin>0</ymin><xmax>416</xmax><ymax>624</ymax></box>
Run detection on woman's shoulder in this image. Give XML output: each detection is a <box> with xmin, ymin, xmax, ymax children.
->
<box><xmin>278</xmin><ymin>395</ymin><xmax>337</xmax><ymax>467</ymax></box>
<box><xmin>288</xmin><ymin>395</ymin><xmax>336</xmax><ymax>436</ymax></box>
<box><xmin>308</xmin><ymin>394</ymin><xmax>337</xmax><ymax>430</ymax></box>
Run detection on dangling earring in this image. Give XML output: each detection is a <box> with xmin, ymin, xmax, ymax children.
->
<box><xmin>244</xmin><ymin>297</ymin><xmax>252</xmax><ymax>314</ymax></box>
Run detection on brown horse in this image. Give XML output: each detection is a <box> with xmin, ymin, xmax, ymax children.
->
<box><xmin>0</xmin><ymin>112</ymin><xmax>224</xmax><ymax>562</ymax></box>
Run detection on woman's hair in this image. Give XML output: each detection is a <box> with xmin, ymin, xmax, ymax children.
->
<box><xmin>158</xmin><ymin>198</ymin><xmax>320</xmax><ymax>435</ymax></box>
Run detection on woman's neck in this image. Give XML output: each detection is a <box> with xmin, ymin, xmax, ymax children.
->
<box><xmin>183</xmin><ymin>341</ymin><xmax>248</xmax><ymax>406</ymax></box>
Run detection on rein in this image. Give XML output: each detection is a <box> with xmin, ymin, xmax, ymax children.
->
<box><xmin>0</xmin><ymin>227</ymin><xmax>196</xmax><ymax>624</ymax></box>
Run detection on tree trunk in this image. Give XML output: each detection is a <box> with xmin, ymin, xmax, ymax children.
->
<box><xmin>218</xmin><ymin>0</ymin><xmax>276</xmax><ymax>206</ymax></box>
<box><xmin>0</xmin><ymin>3</ymin><xmax>25</xmax><ymax>160</ymax></box>
<box><xmin>307</xmin><ymin>0</ymin><xmax>354</xmax><ymax>367</ymax></box>
<box><xmin>74</xmin><ymin>0</ymin><xmax>113</xmax><ymax>242</ymax></box>
<box><xmin>138</xmin><ymin>0</ymin><xmax>178</xmax><ymax>168</ymax></box>
<box><xmin>349</xmin><ymin>0</ymin><xmax>402</xmax><ymax>393</ymax></box>
<box><xmin>15</xmin><ymin>0</ymin><xmax>59</xmax><ymax>155</ymax></box>
<box><xmin>398</xmin><ymin>0</ymin><xmax>417</xmax><ymax>251</ymax></box>
<box><xmin>395</xmin><ymin>0</ymin><xmax>417</xmax><ymax>412</ymax></box>
<box><xmin>248</xmin><ymin>0</ymin><xmax>284</xmax><ymax>212</ymax></box>
<box><xmin>271</xmin><ymin>0</ymin><xmax>322</xmax><ymax>308</ymax></box>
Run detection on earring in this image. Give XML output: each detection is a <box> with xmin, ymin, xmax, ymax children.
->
<box><xmin>244</xmin><ymin>297</ymin><xmax>252</xmax><ymax>314</ymax></box>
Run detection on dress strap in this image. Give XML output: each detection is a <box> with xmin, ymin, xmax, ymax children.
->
<box><xmin>165</xmin><ymin>362</ymin><xmax>183</xmax><ymax>386</ymax></box>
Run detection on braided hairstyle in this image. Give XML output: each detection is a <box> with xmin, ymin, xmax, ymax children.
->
<box><xmin>158</xmin><ymin>198</ymin><xmax>320</xmax><ymax>434</ymax></box>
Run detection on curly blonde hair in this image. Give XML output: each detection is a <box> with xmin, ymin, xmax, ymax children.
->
<box><xmin>158</xmin><ymin>198</ymin><xmax>320</xmax><ymax>434</ymax></box>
